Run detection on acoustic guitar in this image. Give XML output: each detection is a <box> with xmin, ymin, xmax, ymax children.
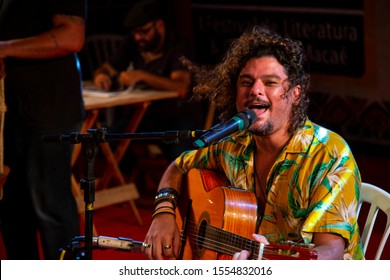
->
<box><xmin>176</xmin><ymin>168</ymin><xmax>317</xmax><ymax>260</ymax></box>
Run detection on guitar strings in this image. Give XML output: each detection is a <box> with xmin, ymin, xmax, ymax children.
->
<box><xmin>181</xmin><ymin>221</ymin><xmax>315</xmax><ymax>259</ymax></box>
<box><xmin>181</xmin><ymin>222</ymin><xmax>288</xmax><ymax>259</ymax></box>
<box><xmin>181</xmin><ymin>221</ymin><xmax>253</xmax><ymax>254</ymax></box>
<box><xmin>183</xmin><ymin>224</ymin><xmax>286</xmax><ymax>259</ymax></box>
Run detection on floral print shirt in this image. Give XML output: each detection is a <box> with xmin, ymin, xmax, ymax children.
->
<box><xmin>175</xmin><ymin>119</ymin><xmax>364</xmax><ymax>259</ymax></box>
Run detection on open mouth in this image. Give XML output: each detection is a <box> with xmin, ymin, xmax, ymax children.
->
<box><xmin>247</xmin><ymin>101</ymin><xmax>270</xmax><ymax>114</ymax></box>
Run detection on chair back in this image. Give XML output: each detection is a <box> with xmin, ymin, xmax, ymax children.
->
<box><xmin>357</xmin><ymin>182</ymin><xmax>390</xmax><ymax>259</ymax></box>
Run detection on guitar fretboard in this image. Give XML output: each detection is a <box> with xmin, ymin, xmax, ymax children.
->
<box><xmin>182</xmin><ymin>221</ymin><xmax>316</xmax><ymax>260</ymax></box>
<box><xmin>184</xmin><ymin>222</ymin><xmax>261</xmax><ymax>259</ymax></box>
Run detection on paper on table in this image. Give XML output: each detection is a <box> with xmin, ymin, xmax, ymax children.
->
<box><xmin>83</xmin><ymin>85</ymin><xmax>134</xmax><ymax>98</ymax></box>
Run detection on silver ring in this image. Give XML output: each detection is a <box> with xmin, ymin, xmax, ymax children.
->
<box><xmin>163</xmin><ymin>244</ymin><xmax>172</xmax><ymax>249</ymax></box>
<box><xmin>142</xmin><ymin>242</ymin><xmax>152</xmax><ymax>248</ymax></box>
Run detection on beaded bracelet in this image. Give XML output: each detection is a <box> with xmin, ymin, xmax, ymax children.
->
<box><xmin>156</xmin><ymin>188</ymin><xmax>179</xmax><ymax>198</ymax></box>
<box><xmin>154</xmin><ymin>188</ymin><xmax>179</xmax><ymax>208</ymax></box>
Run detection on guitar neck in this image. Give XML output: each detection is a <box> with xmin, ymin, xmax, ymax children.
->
<box><xmin>191</xmin><ymin>223</ymin><xmax>317</xmax><ymax>260</ymax></box>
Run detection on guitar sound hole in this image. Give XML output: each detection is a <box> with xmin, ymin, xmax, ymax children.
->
<box><xmin>196</xmin><ymin>219</ymin><xmax>208</xmax><ymax>250</ymax></box>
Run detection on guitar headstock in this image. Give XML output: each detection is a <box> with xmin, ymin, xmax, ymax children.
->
<box><xmin>262</xmin><ymin>241</ymin><xmax>318</xmax><ymax>260</ymax></box>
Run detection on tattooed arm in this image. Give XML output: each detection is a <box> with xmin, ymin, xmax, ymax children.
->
<box><xmin>0</xmin><ymin>14</ymin><xmax>85</xmax><ymax>59</ymax></box>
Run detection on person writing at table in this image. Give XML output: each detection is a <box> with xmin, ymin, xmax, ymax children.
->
<box><xmin>92</xmin><ymin>0</ymin><xmax>192</xmax><ymax>97</ymax></box>
<box><xmin>92</xmin><ymin>0</ymin><xmax>199</xmax><ymax>160</ymax></box>
<box><xmin>142</xmin><ymin>25</ymin><xmax>365</xmax><ymax>260</ymax></box>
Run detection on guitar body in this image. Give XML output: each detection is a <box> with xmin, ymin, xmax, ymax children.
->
<box><xmin>176</xmin><ymin>168</ymin><xmax>318</xmax><ymax>260</ymax></box>
<box><xmin>176</xmin><ymin>168</ymin><xmax>257</xmax><ymax>260</ymax></box>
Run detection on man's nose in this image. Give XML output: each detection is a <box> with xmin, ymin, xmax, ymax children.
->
<box><xmin>250</xmin><ymin>80</ymin><xmax>265</xmax><ymax>96</ymax></box>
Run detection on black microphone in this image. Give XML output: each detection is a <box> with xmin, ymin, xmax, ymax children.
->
<box><xmin>192</xmin><ymin>109</ymin><xmax>257</xmax><ymax>149</ymax></box>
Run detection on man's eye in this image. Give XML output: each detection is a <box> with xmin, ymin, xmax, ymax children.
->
<box><xmin>265</xmin><ymin>80</ymin><xmax>278</xmax><ymax>86</ymax></box>
<box><xmin>240</xmin><ymin>80</ymin><xmax>253</xmax><ymax>87</ymax></box>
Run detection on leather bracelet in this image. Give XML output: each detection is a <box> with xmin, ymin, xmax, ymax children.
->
<box><xmin>152</xmin><ymin>207</ymin><xmax>176</xmax><ymax>219</ymax></box>
<box><xmin>155</xmin><ymin>205</ymin><xmax>175</xmax><ymax>211</ymax></box>
<box><xmin>154</xmin><ymin>196</ymin><xmax>177</xmax><ymax>209</ymax></box>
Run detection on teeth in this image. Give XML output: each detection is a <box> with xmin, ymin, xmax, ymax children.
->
<box><xmin>247</xmin><ymin>100</ymin><xmax>270</xmax><ymax>110</ymax></box>
<box><xmin>250</xmin><ymin>104</ymin><xmax>268</xmax><ymax>109</ymax></box>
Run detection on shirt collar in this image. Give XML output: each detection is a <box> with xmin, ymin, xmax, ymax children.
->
<box><xmin>284</xmin><ymin>119</ymin><xmax>315</xmax><ymax>154</ymax></box>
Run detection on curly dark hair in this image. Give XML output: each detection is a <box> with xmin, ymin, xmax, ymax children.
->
<box><xmin>188</xmin><ymin>25</ymin><xmax>310</xmax><ymax>134</ymax></box>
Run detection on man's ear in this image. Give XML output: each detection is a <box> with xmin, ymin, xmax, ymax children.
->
<box><xmin>292</xmin><ymin>85</ymin><xmax>301</xmax><ymax>105</ymax></box>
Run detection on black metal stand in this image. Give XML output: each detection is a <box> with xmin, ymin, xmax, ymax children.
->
<box><xmin>79</xmin><ymin>132</ymin><xmax>99</xmax><ymax>260</ymax></box>
<box><xmin>59</xmin><ymin>128</ymin><xmax>105</xmax><ymax>259</ymax></box>
<box><xmin>42</xmin><ymin>127</ymin><xmax>205</xmax><ymax>259</ymax></box>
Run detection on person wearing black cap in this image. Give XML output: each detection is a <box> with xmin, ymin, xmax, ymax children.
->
<box><xmin>93</xmin><ymin>0</ymin><xmax>193</xmax><ymax>96</ymax></box>
<box><xmin>93</xmin><ymin>0</ymin><xmax>200</xmax><ymax>161</ymax></box>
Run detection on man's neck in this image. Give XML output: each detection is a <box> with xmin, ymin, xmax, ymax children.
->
<box><xmin>140</xmin><ymin>37</ymin><xmax>166</xmax><ymax>63</ymax></box>
<box><xmin>141</xmin><ymin>51</ymin><xmax>163</xmax><ymax>63</ymax></box>
<box><xmin>253</xmin><ymin>130</ymin><xmax>292</xmax><ymax>158</ymax></box>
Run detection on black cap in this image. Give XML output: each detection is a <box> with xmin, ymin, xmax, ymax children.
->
<box><xmin>123</xmin><ymin>0</ymin><xmax>166</xmax><ymax>29</ymax></box>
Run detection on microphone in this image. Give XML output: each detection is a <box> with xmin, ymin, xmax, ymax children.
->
<box><xmin>192</xmin><ymin>109</ymin><xmax>257</xmax><ymax>149</ymax></box>
<box><xmin>92</xmin><ymin>236</ymin><xmax>143</xmax><ymax>252</ymax></box>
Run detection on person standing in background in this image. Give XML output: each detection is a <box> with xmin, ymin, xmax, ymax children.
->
<box><xmin>0</xmin><ymin>0</ymin><xmax>86</xmax><ymax>259</ymax></box>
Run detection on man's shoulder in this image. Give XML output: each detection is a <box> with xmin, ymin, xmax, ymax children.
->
<box><xmin>307</xmin><ymin>120</ymin><xmax>353</xmax><ymax>158</ymax></box>
<box><xmin>310</xmin><ymin>121</ymin><xmax>348</xmax><ymax>146</ymax></box>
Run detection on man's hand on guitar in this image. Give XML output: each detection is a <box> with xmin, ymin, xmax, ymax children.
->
<box><xmin>142</xmin><ymin>213</ymin><xmax>181</xmax><ymax>260</ymax></box>
<box><xmin>232</xmin><ymin>234</ymin><xmax>269</xmax><ymax>260</ymax></box>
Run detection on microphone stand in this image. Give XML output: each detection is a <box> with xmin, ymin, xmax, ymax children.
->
<box><xmin>42</xmin><ymin>127</ymin><xmax>204</xmax><ymax>260</ymax></box>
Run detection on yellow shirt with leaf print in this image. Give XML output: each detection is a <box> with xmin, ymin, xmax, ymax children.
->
<box><xmin>175</xmin><ymin>119</ymin><xmax>364</xmax><ymax>260</ymax></box>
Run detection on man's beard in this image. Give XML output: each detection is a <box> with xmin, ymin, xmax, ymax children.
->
<box><xmin>248</xmin><ymin>121</ymin><xmax>273</xmax><ymax>136</ymax></box>
<box><xmin>136</xmin><ymin>31</ymin><xmax>162</xmax><ymax>52</ymax></box>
